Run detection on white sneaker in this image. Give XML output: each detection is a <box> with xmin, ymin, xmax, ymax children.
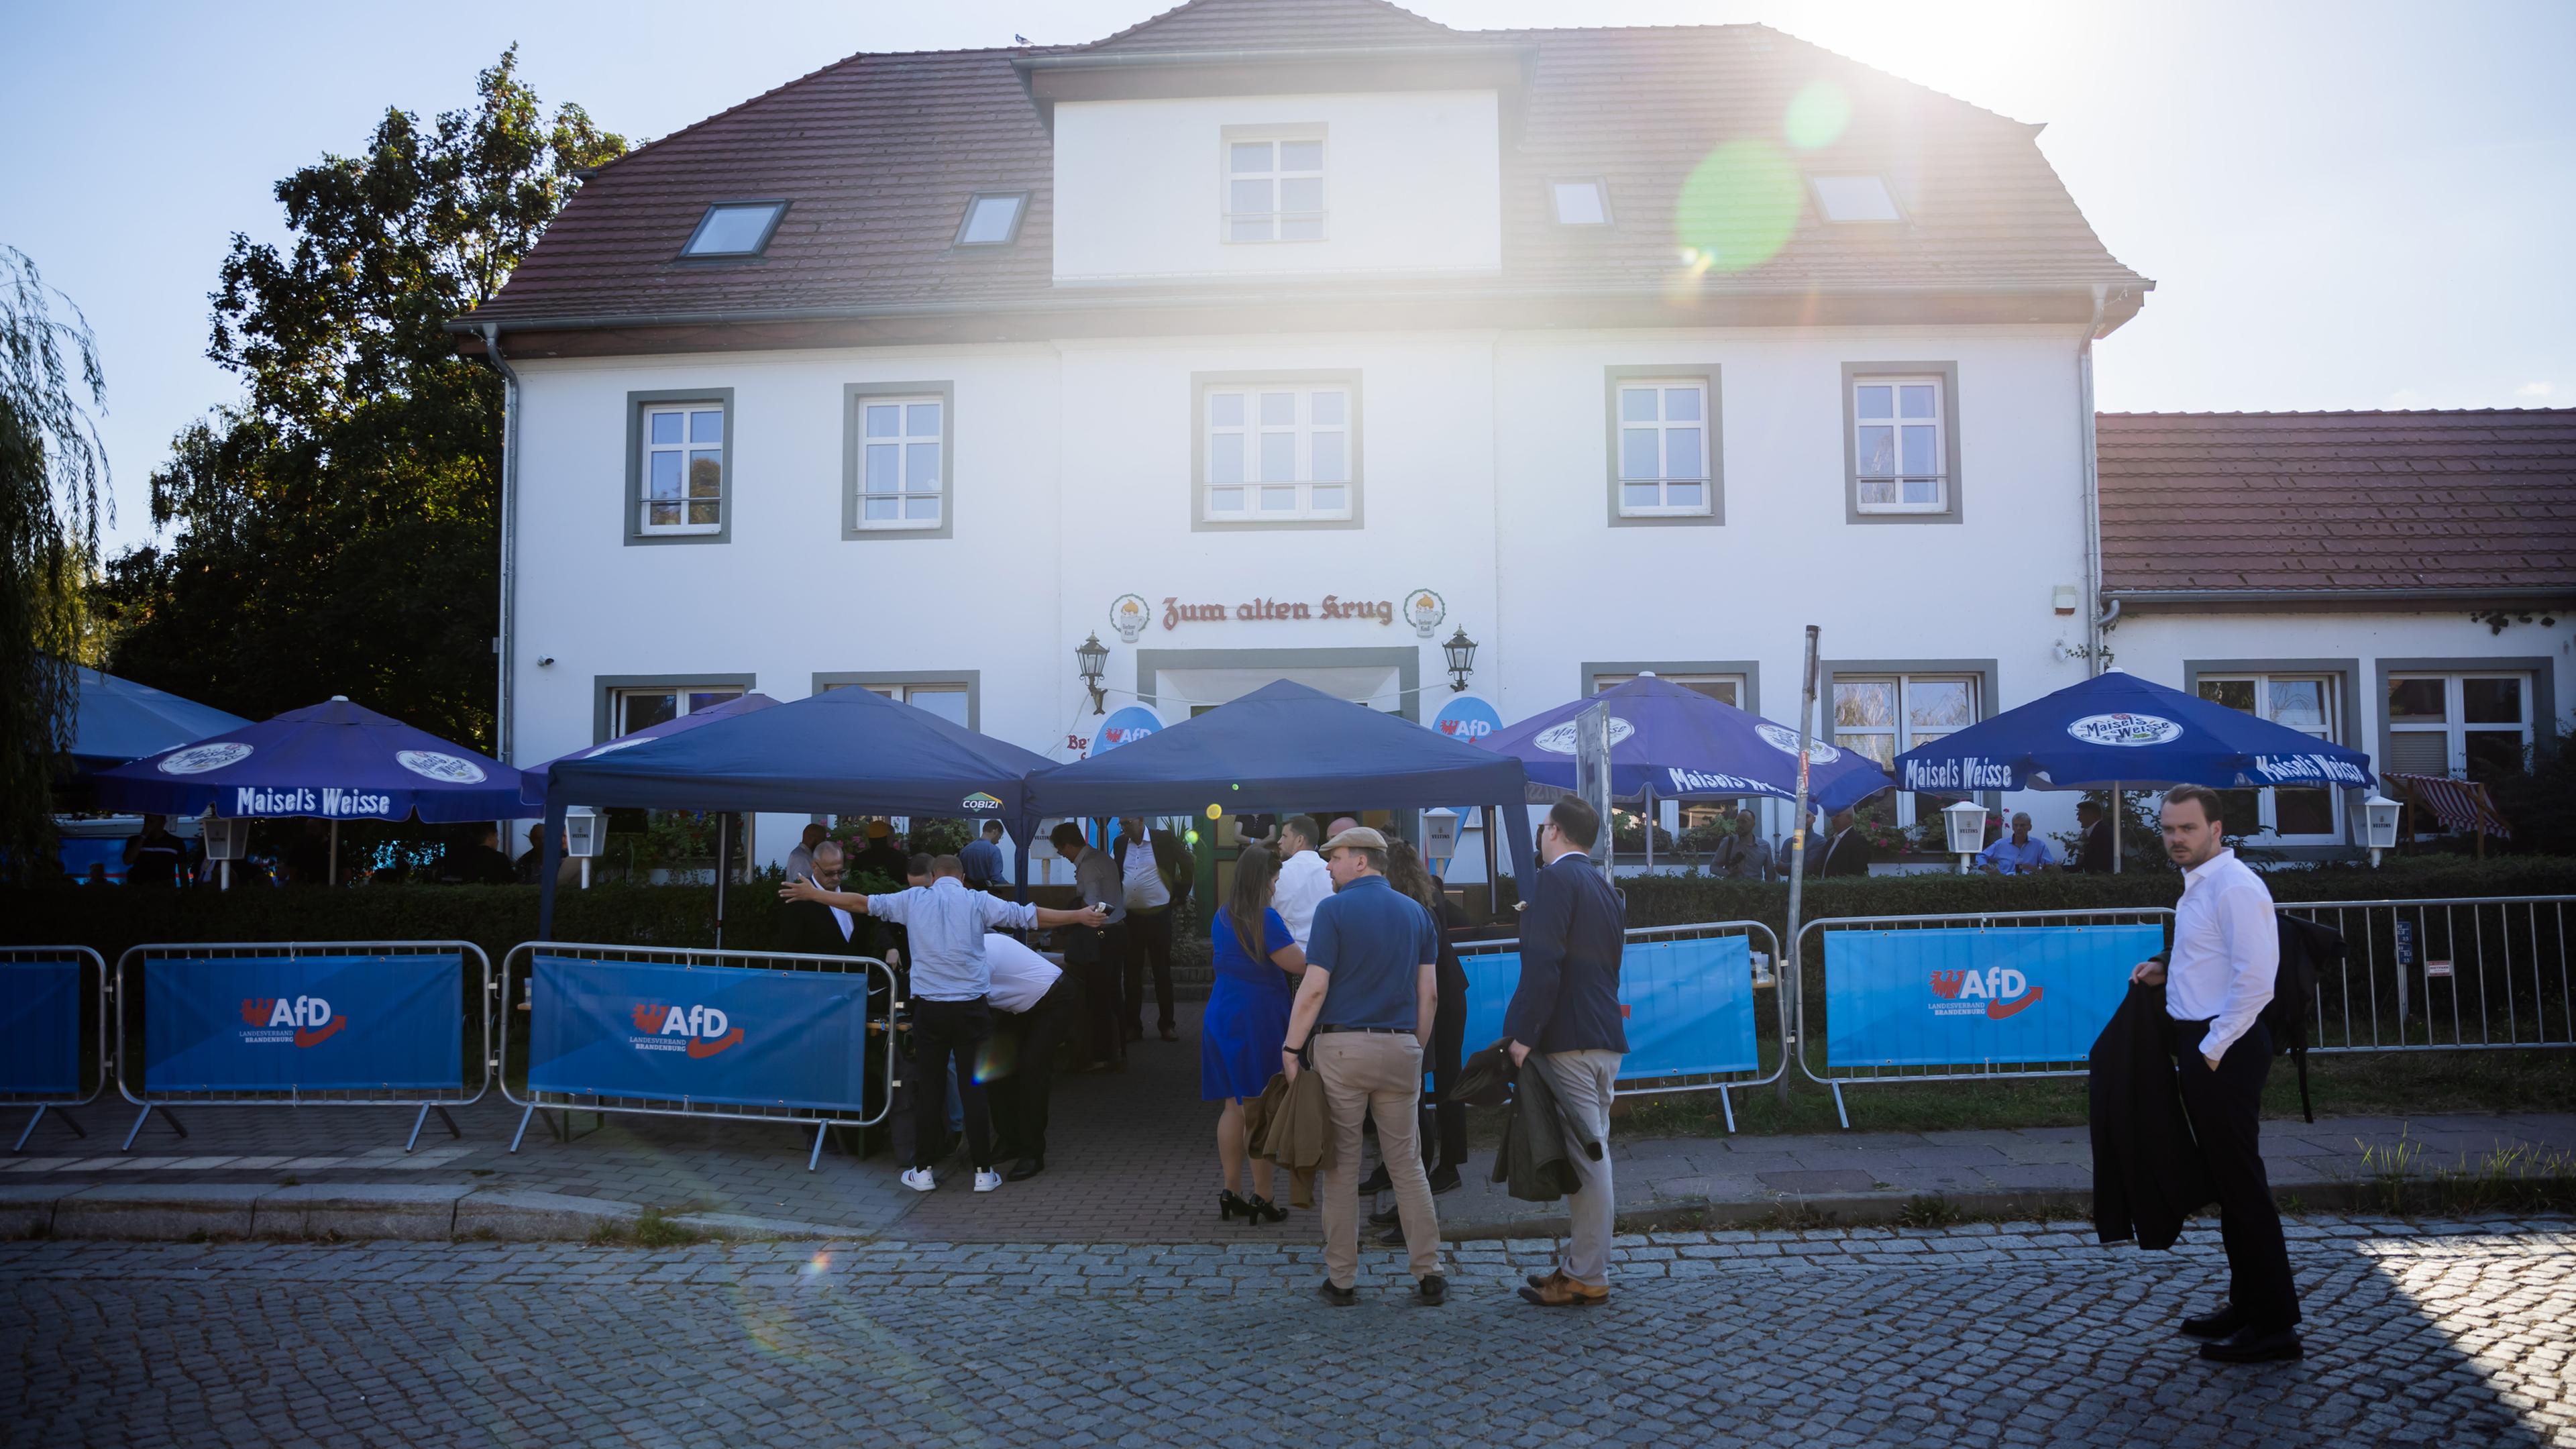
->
<box><xmin>973</xmin><ymin>1169</ymin><xmax>1003</xmax><ymax>1193</ymax></box>
<box><xmin>902</xmin><ymin>1167</ymin><xmax>937</xmax><ymax>1193</ymax></box>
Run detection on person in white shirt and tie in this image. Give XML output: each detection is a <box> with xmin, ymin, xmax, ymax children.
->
<box><xmin>1269</xmin><ymin>815</ymin><xmax>1333</xmax><ymax>951</ymax></box>
<box><xmin>2128</xmin><ymin>784</ymin><xmax>2300</xmax><ymax>1364</ymax></box>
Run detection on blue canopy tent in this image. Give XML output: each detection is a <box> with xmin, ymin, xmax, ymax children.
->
<box><xmin>1479</xmin><ymin>676</ymin><xmax>1896</xmax><ymax>868</ymax></box>
<box><xmin>535</xmin><ymin>685</ymin><xmax>1056</xmax><ymax>942</ymax></box>
<box><xmin>1889</xmin><ymin>669</ymin><xmax>2377</xmax><ymax>871</ymax></box>
<box><xmin>515</xmin><ymin>692</ymin><xmax>780</xmax><ymax>810</ymax></box>
<box><xmin>66</xmin><ymin>666</ymin><xmax>251</xmax><ymax>771</ymax></box>
<box><xmin>1024</xmin><ymin>680</ymin><xmax>1540</xmax><ymax>900</ymax></box>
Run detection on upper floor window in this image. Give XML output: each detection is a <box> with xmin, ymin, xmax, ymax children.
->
<box><xmin>2199</xmin><ymin>674</ymin><xmax>2343</xmax><ymax>843</ymax></box>
<box><xmin>1203</xmin><ymin>382</ymin><xmax>1351</xmax><ymax>523</ymax></box>
<box><xmin>858</xmin><ymin>398</ymin><xmax>944</xmax><ymax>530</ymax></box>
<box><xmin>1226</xmin><ymin>132</ymin><xmax>1326</xmax><ymax>243</ymax></box>
<box><xmin>1552</xmin><ymin>178</ymin><xmax>1611</xmax><ymax>226</ymax></box>
<box><xmin>821</xmin><ymin>677</ymin><xmax>973</xmax><ymax>729</ymax></box>
<box><xmin>1851</xmin><ymin>374</ymin><xmax>1948</xmax><ymax>516</ymax></box>
<box><xmin>2387</xmin><ymin>673</ymin><xmax>2532</xmax><ymax>782</ymax></box>
<box><xmin>680</xmin><ymin>201</ymin><xmax>788</xmax><ymax>258</ymax></box>
<box><xmin>641</xmin><ymin>404</ymin><xmax>724</xmax><ymax>535</ymax></box>
<box><xmin>1617</xmin><ymin>380</ymin><xmax>1712</xmax><ymax>517</ymax></box>
<box><xmin>955</xmin><ymin>192</ymin><xmax>1028</xmax><ymax>248</ymax></box>
<box><xmin>614</xmin><ymin>685</ymin><xmax>743</xmax><ymax>736</ymax></box>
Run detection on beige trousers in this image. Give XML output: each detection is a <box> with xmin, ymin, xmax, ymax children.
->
<box><xmin>1316</xmin><ymin>1032</ymin><xmax>1441</xmax><ymax>1288</ymax></box>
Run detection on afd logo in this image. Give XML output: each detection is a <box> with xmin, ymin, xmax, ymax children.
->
<box><xmin>1437</xmin><ymin>717</ymin><xmax>1493</xmax><ymax>740</ymax></box>
<box><xmin>630</xmin><ymin>1002</ymin><xmax>745</xmax><ymax>1059</ymax></box>
<box><xmin>1927</xmin><ymin>967</ymin><xmax>2045</xmax><ymax>1020</ymax></box>
<box><xmin>237</xmin><ymin>995</ymin><xmax>347</xmax><ymax>1048</ymax></box>
<box><xmin>1101</xmin><ymin>725</ymin><xmax>1157</xmax><ymax>746</ymax></box>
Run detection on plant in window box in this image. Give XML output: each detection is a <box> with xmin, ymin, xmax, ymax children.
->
<box><xmin>1851</xmin><ymin>802</ymin><xmax>1916</xmax><ymax>856</ymax></box>
<box><xmin>1610</xmin><ymin>809</ymin><xmax>1674</xmax><ymax>855</ymax></box>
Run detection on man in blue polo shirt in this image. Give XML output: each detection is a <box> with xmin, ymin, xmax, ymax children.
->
<box><xmin>1977</xmin><ymin>812</ymin><xmax>2057</xmax><ymax>876</ymax></box>
<box><xmin>1279</xmin><ymin>825</ymin><xmax>1446</xmax><ymax>1307</ymax></box>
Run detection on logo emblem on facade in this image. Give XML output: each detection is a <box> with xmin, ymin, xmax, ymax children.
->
<box><xmin>1754</xmin><ymin>721</ymin><xmax>1842</xmax><ymax>763</ymax></box>
<box><xmin>395</xmin><ymin>750</ymin><xmax>487</xmax><ymax>784</ymax></box>
<box><xmin>1109</xmin><ymin>594</ymin><xmax>1151</xmax><ymax>643</ymax></box>
<box><xmin>1534</xmin><ymin>717</ymin><xmax>1636</xmax><ymax>754</ymax></box>
<box><xmin>1403</xmin><ymin>588</ymin><xmax>1446</xmax><ymax>639</ymax></box>
<box><xmin>2065</xmin><ymin>713</ymin><xmax>2183</xmax><ymax>748</ymax></box>
<box><xmin>159</xmin><ymin>741</ymin><xmax>253</xmax><ymax>775</ymax></box>
<box><xmin>961</xmin><ymin>792</ymin><xmax>1003</xmax><ymax>812</ymax></box>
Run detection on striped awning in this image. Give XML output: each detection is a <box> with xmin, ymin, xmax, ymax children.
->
<box><xmin>2383</xmin><ymin>772</ymin><xmax>2512</xmax><ymax>840</ymax></box>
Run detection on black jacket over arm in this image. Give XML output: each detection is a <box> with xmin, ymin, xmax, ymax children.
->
<box><xmin>1501</xmin><ymin>855</ymin><xmax>1628</xmax><ymax>1055</ymax></box>
<box><xmin>2088</xmin><ymin>981</ymin><xmax>2210</xmax><ymax>1250</ymax></box>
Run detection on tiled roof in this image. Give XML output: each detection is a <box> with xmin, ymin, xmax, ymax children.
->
<box><xmin>463</xmin><ymin>0</ymin><xmax>2147</xmax><ymax>330</ymax></box>
<box><xmin>2096</xmin><ymin>410</ymin><xmax>2576</xmax><ymax>597</ymax></box>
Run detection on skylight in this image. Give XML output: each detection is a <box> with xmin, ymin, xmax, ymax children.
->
<box><xmin>1551</xmin><ymin>179</ymin><xmax>1610</xmax><ymax>226</ymax></box>
<box><xmin>680</xmin><ymin>201</ymin><xmax>788</xmax><ymax>258</ymax></box>
<box><xmin>955</xmin><ymin>192</ymin><xmax>1028</xmax><ymax>247</ymax></box>
<box><xmin>1811</xmin><ymin>176</ymin><xmax>1902</xmax><ymax>223</ymax></box>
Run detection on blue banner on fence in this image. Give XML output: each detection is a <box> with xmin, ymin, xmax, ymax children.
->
<box><xmin>143</xmin><ymin>954</ymin><xmax>464</xmax><ymax>1093</ymax></box>
<box><xmin>1822</xmin><ymin>924</ymin><xmax>2163</xmax><ymax>1069</ymax></box>
<box><xmin>527</xmin><ymin>956</ymin><xmax>873</xmax><ymax>1114</ymax></box>
<box><xmin>1460</xmin><ymin>934</ymin><xmax>1760</xmax><ymax>1080</ymax></box>
<box><xmin>1</xmin><ymin>959</ymin><xmax>84</xmax><ymax>1097</ymax></box>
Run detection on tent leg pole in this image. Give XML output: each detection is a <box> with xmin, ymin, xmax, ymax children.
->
<box><xmin>510</xmin><ymin>1104</ymin><xmax>535</xmax><ymax>1154</ymax></box>
<box><xmin>329</xmin><ymin>820</ymin><xmax>338</xmax><ymax>888</ymax></box>
<box><xmin>809</xmin><ymin>1122</ymin><xmax>828</xmax><ymax>1173</ymax></box>
<box><xmin>13</xmin><ymin>1107</ymin><xmax>46</xmax><ymax>1154</ymax></box>
<box><xmin>1717</xmin><ymin>1086</ymin><xmax>1734</xmax><ymax>1135</ymax></box>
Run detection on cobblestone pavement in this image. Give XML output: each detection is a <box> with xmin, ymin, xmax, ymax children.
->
<box><xmin>4</xmin><ymin>1218</ymin><xmax>2570</xmax><ymax>1446</ymax></box>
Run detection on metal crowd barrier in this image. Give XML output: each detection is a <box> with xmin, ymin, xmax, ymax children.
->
<box><xmin>1793</xmin><ymin>906</ymin><xmax>2176</xmax><ymax>1129</ymax></box>
<box><xmin>1456</xmin><ymin>918</ymin><xmax>1786</xmax><ymax>1132</ymax></box>
<box><xmin>112</xmin><ymin>940</ymin><xmax>494</xmax><ymax>1152</ymax></box>
<box><xmin>5</xmin><ymin>947</ymin><xmax>108</xmax><ymax>1153</ymax></box>
<box><xmin>498</xmin><ymin>942</ymin><xmax>897</xmax><ymax>1171</ymax></box>
<box><xmin>2275</xmin><ymin>895</ymin><xmax>2574</xmax><ymax>1055</ymax></box>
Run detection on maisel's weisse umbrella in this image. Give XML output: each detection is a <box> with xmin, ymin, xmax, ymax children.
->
<box><xmin>1479</xmin><ymin>676</ymin><xmax>1896</xmax><ymax>815</ymax></box>
<box><xmin>515</xmin><ymin>692</ymin><xmax>781</xmax><ymax>809</ymax></box>
<box><xmin>64</xmin><ymin>665</ymin><xmax>252</xmax><ymax>770</ymax></box>
<box><xmin>93</xmin><ymin>696</ymin><xmax>529</xmax><ymax>821</ymax></box>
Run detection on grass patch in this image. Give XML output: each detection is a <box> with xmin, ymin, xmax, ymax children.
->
<box><xmin>2356</xmin><ymin>1135</ymin><xmax>2576</xmax><ymax>1215</ymax></box>
<box><xmin>585</xmin><ymin>1206</ymin><xmax>706</xmax><ymax>1248</ymax></box>
<box><xmin>1893</xmin><ymin>1194</ymin><xmax>1965</xmax><ymax>1229</ymax></box>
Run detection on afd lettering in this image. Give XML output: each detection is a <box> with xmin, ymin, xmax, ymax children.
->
<box><xmin>1928</xmin><ymin>967</ymin><xmax>2045</xmax><ymax>1020</ymax></box>
<box><xmin>237</xmin><ymin>995</ymin><xmax>347</xmax><ymax>1047</ymax></box>
<box><xmin>2249</xmin><ymin>753</ymin><xmax>2370</xmax><ymax>787</ymax></box>
<box><xmin>1899</xmin><ymin>757</ymin><xmax>2016</xmax><ymax>792</ymax></box>
<box><xmin>232</xmin><ymin>786</ymin><xmax>393</xmax><ymax>817</ymax></box>
<box><xmin>631</xmin><ymin>1002</ymin><xmax>745</xmax><ymax>1058</ymax></box>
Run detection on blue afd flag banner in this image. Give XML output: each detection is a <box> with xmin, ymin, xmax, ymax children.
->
<box><xmin>1460</xmin><ymin>934</ymin><xmax>1759</xmax><ymax>1080</ymax></box>
<box><xmin>143</xmin><ymin>954</ymin><xmax>464</xmax><ymax>1092</ymax></box>
<box><xmin>0</xmin><ymin>959</ymin><xmax>85</xmax><ymax>1096</ymax></box>
<box><xmin>1823</xmin><ymin>924</ymin><xmax>2163</xmax><ymax>1069</ymax></box>
<box><xmin>528</xmin><ymin>956</ymin><xmax>873</xmax><ymax>1114</ymax></box>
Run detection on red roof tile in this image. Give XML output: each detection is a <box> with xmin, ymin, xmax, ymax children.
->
<box><xmin>464</xmin><ymin>0</ymin><xmax>2147</xmax><ymax>331</ymax></box>
<box><xmin>2096</xmin><ymin>411</ymin><xmax>2576</xmax><ymax>597</ymax></box>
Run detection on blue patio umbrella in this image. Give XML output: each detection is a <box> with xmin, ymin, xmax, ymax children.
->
<box><xmin>94</xmin><ymin>696</ymin><xmax>529</xmax><ymax>822</ymax></box>
<box><xmin>66</xmin><ymin>665</ymin><xmax>250</xmax><ymax>769</ymax></box>
<box><xmin>1888</xmin><ymin>669</ymin><xmax>2375</xmax><ymax>871</ymax></box>
<box><xmin>515</xmin><ymin>692</ymin><xmax>780</xmax><ymax>809</ymax></box>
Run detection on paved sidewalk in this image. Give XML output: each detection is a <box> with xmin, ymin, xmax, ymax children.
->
<box><xmin>7</xmin><ymin>1008</ymin><xmax>2569</xmax><ymax>1240</ymax></box>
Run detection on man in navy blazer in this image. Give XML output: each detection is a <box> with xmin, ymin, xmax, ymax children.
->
<box><xmin>1501</xmin><ymin>796</ymin><xmax>1628</xmax><ymax>1307</ymax></box>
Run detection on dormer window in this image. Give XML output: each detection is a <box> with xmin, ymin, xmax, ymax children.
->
<box><xmin>680</xmin><ymin>201</ymin><xmax>788</xmax><ymax>258</ymax></box>
<box><xmin>1811</xmin><ymin>176</ymin><xmax>1902</xmax><ymax>223</ymax></box>
<box><xmin>1551</xmin><ymin>179</ymin><xmax>1611</xmax><ymax>226</ymax></box>
<box><xmin>1224</xmin><ymin>127</ymin><xmax>1326</xmax><ymax>243</ymax></box>
<box><xmin>955</xmin><ymin>191</ymin><xmax>1028</xmax><ymax>247</ymax></box>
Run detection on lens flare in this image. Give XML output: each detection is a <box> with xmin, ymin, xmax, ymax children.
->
<box><xmin>1674</xmin><ymin>140</ymin><xmax>1803</xmax><ymax>274</ymax></box>
<box><xmin>1784</xmin><ymin>80</ymin><xmax>1850</xmax><ymax>150</ymax></box>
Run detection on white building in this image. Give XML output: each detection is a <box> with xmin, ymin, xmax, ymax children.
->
<box><xmin>452</xmin><ymin>0</ymin><xmax>2569</xmax><ymax>877</ymax></box>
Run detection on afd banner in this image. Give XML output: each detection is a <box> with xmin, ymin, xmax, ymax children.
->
<box><xmin>0</xmin><ymin>959</ymin><xmax>85</xmax><ymax>1097</ymax></box>
<box><xmin>1460</xmin><ymin>934</ymin><xmax>1760</xmax><ymax>1081</ymax></box>
<box><xmin>1822</xmin><ymin>924</ymin><xmax>2164</xmax><ymax>1069</ymax></box>
<box><xmin>143</xmin><ymin>954</ymin><xmax>464</xmax><ymax>1093</ymax></box>
<box><xmin>527</xmin><ymin>956</ymin><xmax>873</xmax><ymax>1114</ymax></box>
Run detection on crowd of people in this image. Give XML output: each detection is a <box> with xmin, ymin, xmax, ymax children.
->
<box><xmin>1699</xmin><ymin>794</ymin><xmax>2123</xmax><ymax>879</ymax></box>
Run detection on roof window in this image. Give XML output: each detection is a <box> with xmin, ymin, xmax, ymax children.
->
<box><xmin>680</xmin><ymin>201</ymin><xmax>788</xmax><ymax>258</ymax></box>
<box><xmin>1811</xmin><ymin>176</ymin><xmax>1901</xmax><ymax>223</ymax></box>
<box><xmin>1551</xmin><ymin>179</ymin><xmax>1611</xmax><ymax>227</ymax></box>
<box><xmin>955</xmin><ymin>192</ymin><xmax>1029</xmax><ymax>247</ymax></box>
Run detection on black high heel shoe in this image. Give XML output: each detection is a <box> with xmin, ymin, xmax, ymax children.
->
<box><xmin>1218</xmin><ymin>1189</ymin><xmax>1255</xmax><ymax>1222</ymax></box>
<box><xmin>1245</xmin><ymin>1194</ymin><xmax>1288</xmax><ymax>1224</ymax></box>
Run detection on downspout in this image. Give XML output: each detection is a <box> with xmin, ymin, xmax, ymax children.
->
<box><xmin>479</xmin><ymin>322</ymin><xmax>521</xmax><ymax>768</ymax></box>
<box><xmin>2076</xmin><ymin>284</ymin><xmax>2109</xmax><ymax>678</ymax></box>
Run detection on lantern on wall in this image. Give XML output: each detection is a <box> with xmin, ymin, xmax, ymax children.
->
<box><xmin>1076</xmin><ymin>632</ymin><xmax>1111</xmax><ymax>714</ymax></box>
<box><xmin>1442</xmin><ymin>628</ymin><xmax>1477</xmax><ymax>693</ymax></box>
<box><xmin>1940</xmin><ymin>798</ymin><xmax>1988</xmax><ymax>873</ymax></box>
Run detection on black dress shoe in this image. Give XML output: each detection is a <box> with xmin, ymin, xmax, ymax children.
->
<box><xmin>1159</xmin><ymin>1025</ymin><xmax>1178</xmax><ymax>1042</ymax></box>
<box><xmin>1358</xmin><ymin>1164</ymin><xmax>1393</xmax><ymax>1195</ymax></box>
<box><xmin>1416</xmin><ymin>1274</ymin><xmax>1447</xmax><ymax>1306</ymax></box>
<box><xmin>1122</xmin><ymin>1024</ymin><xmax>1144</xmax><ymax>1042</ymax></box>
<box><xmin>2199</xmin><ymin>1327</ymin><xmax>2303</xmax><ymax>1364</ymax></box>
<box><xmin>2180</xmin><ymin>1303</ymin><xmax>2248</xmax><ymax>1340</ymax></box>
<box><xmin>1005</xmin><ymin>1156</ymin><xmax>1044</xmax><ymax>1182</ymax></box>
<box><xmin>1369</xmin><ymin>1201</ymin><xmax>1403</xmax><ymax>1227</ymax></box>
<box><xmin>1316</xmin><ymin>1281</ymin><xmax>1358</xmax><ymax>1307</ymax></box>
<box><xmin>1426</xmin><ymin>1164</ymin><xmax>1462</xmax><ymax>1195</ymax></box>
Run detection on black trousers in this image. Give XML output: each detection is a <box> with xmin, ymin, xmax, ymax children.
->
<box><xmin>909</xmin><ymin>998</ymin><xmax>995</xmax><ymax>1172</ymax></box>
<box><xmin>1122</xmin><ymin>907</ymin><xmax>1177</xmax><ymax>1032</ymax></box>
<box><xmin>1427</xmin><ymin>983</ymin><xmax>1468</xmax><ymax>1169</ymax></box>
<box><xmin>2173</xmin><ymin>1018</ymin><xmax>2300</xmax><ymax>1330</ymax></box>
<box><xmin>987</xmin><ymin>974</ymin><xmax>1079</xmax><ymax>1161</ymax></box>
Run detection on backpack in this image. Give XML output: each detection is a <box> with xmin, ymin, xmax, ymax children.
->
<box><xmin>2266</xmin><ymin>915</ymin><xmax>2343</xmax><ymax>1122</ymax></box>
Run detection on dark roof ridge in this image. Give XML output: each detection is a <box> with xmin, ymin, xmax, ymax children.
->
<box><xmin>2101</xmin><ymin>407</ymin><xmax>2576</xmax><ymax>419</ymax></box>
<box><xmin>1085</xmin><ymin>0</ymin><xmax>1455</xmax><ymax>51</ymax></box>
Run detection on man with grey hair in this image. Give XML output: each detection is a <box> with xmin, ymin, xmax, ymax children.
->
<box><xmin>1977</xmin><ymin>811</ymin><xmax>2057</xmax><ymax>876</ymax></box>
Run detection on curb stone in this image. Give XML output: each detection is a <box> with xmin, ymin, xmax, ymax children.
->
<box><xmin>53</xmin><ymin>1183</ymin><xmax>264</xmax><ymax>1240</ymax></box>
<box><xmin>252</xmin><ymin>1183</ymin><xmax>474</xmax><ymax>1241</ymax></box>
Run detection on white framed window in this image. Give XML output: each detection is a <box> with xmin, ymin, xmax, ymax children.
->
<box><xmin>680</xmin><ymin>201</ymin><xmax>787</xmax><ymax>258</ymax></box>
<box><xmin>825</xmin><ymin>678</ymin><xmax>971</xmax><ymax>729</ymax></box>
<box><xmin>1593</xmin><ymin>672</ymin><xmax>1741</xmax><ymax>708</ymax></box>
<box><xmin>856</xmin><ymin>396</ymin><xmax>944</xmax><ymax>530</ymax></box>
<box><xmin>1852</xmin><ymin>377</ymin><xmax>1945</xmax><ymax>514</ymax></box>
<box><xmin>1552</xmin><ymin>178</ymin><xmax>1610</xmax><ymax>226</ymax></box>
<box><xmin>1225</xmin><ymin>134</ymin><xmax>1325</xmax><ymax>243</ymax></box>
<box><xmin>2387</xmin><ymin>674</ymin><xmax>2534</xmax><ymax>782</ymax></box>
<box><xmin>954</xmin><ymin>192</ymin><xmax>1027</xmax><ymax>247</ymax></box>
<box><xmin>2198</xmin><ymin>674</ymin><xmax>2343</xmax><ymax>843</ymax></box>
<box><xmin>1203</xmin><ymin>384</ymin><xmax>1352</xmax><ymax>522</ymax></box>
<box><xmin>1616</xmin><ymin>381</ymin><xmax>1713</xmax><ymax>516</ymax></box>
<box><xmin>614</xmin><ymin>686</ymin><xmax>743</xmax><ymax>737</ymax></box>
<box><xmin>1812</xmin><ymin>176</ymin><xmax>1901</xmax><ymax>223</ymax></box>
<box><xmin>640</xmin><ymin>404</ymin><xmax>724</xmax><ymax>534</ymax></box>
<box><xmin>1834</xmin><ymin>674</ymin><xmax>1978</xmax><ymax>825</ymax></box>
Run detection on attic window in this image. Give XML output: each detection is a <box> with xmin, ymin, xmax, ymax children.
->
<box><xmin>1551</xmin><ymin>179</ymin><xmax>1611</xmax><ymax>226</ymax></box>
<box><xmin>1811</xmin><ymin>176</ymin><xmax>1902</xmax><ymax>223</ymax></box>
<box><xmin>955</xmin><ymin>192</ymin><xmax>1028</xmax><ymax>247</ymax></box>
<box><xmin>680</xmin><ymin>201</ymin><xmax>788</xmax><ymax>258</ymax></box>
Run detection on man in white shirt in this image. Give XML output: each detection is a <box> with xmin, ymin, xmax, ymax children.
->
<box><xmin>1271</xmin><ymin>814</ymin><xmax>1333</xmax><ymax>951</ymax></box>
<box><xmin>1114</xmin><ymin>816</ymin><xmax>1191</xmax><ymax>1043</ymax></box>
<box><xmin>981</xmin><ymin>932</ymin><xmax>1075</xmax><ymax>1182</ymax></box>
<box><xmin>2129</xmin><ymin>784</ymin><xmax>2300</xmax><ymax>1364</ymax></box>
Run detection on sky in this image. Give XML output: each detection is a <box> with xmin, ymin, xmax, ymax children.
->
<box><xmin>8</xmin><ymin>0</ymin><xmax>2572</xmax><ymax>559</ymax></box>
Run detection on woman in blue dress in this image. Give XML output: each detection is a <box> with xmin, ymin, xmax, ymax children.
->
<box><xmin>1203</xmin><ymin>844</ymin><xmax>1305</xmax><ymax>1224</ymax></box>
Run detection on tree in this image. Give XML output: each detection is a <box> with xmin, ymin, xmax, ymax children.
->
<box><xmin>101</xmin><ymin>49</ymin><xmax>625</xmax><ymax>751</ymax></box>
<box><xmin>1</xmin><ymin>246</ymin><xmax>109</xmax><ymax>876</ymax></box>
